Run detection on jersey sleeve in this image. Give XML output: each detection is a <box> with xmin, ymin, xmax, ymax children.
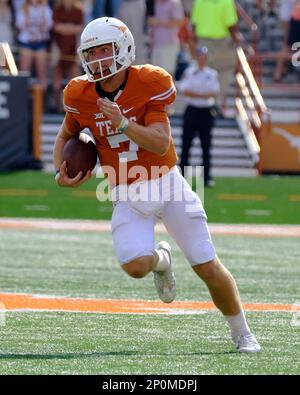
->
<box><xmin>64</xmin><ymin>112</ymin><xmax>81</xmax><ymax>134</ymax></box>
<box><xmin>146</xmin><ymin>66</ymin><xmax>177</xmax><ymax>106</ymax></box>
<box><xmin>63</xmin><ymin>80</ymin><xmax>82</xmax><ymax>134</ymax></box>
<box><xmin>141</xmin><ymin>65</ymin><xmax>177</xmax><ymax>125</ymax></box>
<box><xmin>144</xmin><ymin>102</ymin><xmax>169</xmax><ymax>125</ymax></box>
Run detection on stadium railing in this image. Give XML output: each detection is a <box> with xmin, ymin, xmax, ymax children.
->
<box><xmin>234</xmin><ymin>4</ymin><xmax>271</xmax><ymax>173</ymax></box>
<box><xmin>0</xmin><ymin>42</ymin><xmax>18</xmax><ymax>76</ymax></box>
<box><xmin>236</xmin><ymin>46</ymin><xmax>271</xmax><ymax>172</ymax></box>
<box><xmin>236</xmin><ymin>2</ymin><xmax>258</xmax><ymax>52</ymax></box>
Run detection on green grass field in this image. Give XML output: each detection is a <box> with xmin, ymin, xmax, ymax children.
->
<box><xmin>0</xmin><ymin>227</ymin><xmax>299</xmax><ymax>375</ymax></box>
<box><xmin>0</xmin><ymin>170</ymin><xmax>299</xmax><ymax>223</ymax></box>
<box><xmin>0</xmin><ymin>171</ymin><xmax>299</xmax><ymax>375</ymax></box>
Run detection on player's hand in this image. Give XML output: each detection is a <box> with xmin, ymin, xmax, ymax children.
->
<box><xmin>97</xmin><ymin>98</ymin><xmax>123</xmax><ymax>129</ymax></box>
<box><xmin>56</xmin><ymin>161</ymin><xmax>92</xmax><ymax>188</ymax></box>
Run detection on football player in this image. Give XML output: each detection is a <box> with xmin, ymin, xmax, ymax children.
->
<box><xmin>53</xmin><ymin>17</ymin><xmax>261</xmax><ymax>353</ymax></box>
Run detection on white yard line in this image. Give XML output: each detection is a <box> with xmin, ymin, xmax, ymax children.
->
<box><xmin>0</xmin><ymin>218</ymin><xmax>300</xmax><ymax>237</ymax></box>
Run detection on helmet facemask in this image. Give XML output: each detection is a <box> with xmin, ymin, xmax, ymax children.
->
<box><xmin>80</xmin><ymin>43</ymin><xmax>122</xmax><ymax>82</ymax></box>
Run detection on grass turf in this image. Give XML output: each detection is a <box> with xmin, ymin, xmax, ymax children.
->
<box><xmin>0</xmin><ymin>227</ymin><xmax>299</xmax><ymax>374</ymax></box>
<box><xmin>0</xmin><ymin>170</ymin><xmax>300</xmax><ymax>223</ymax></box>
<box><xmin>0</xmin><ymin>311</ymin><xmax>298</xmax><ymax>375</ymax></box>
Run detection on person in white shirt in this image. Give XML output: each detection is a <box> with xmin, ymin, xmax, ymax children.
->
<box><xmin>15</xmin><ymin>0</ymin><xmax>53</xmax><ymax>90</ymax></box>
<box><xmin>178</xmin><ymin>46</ymin><xmax>220</xmax><ymax>187</ymax></box>
<box><xmin>119</xmin><ymin>0</ymin><xmax>147</xmax><ymax>64</ymax></box>
<box><xmin>0</xmin><ymin>0</ymin><xmax>14</xmax><ymax>46</ymax></box>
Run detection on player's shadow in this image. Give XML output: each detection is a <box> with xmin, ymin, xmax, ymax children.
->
<box><xmin>0</xmin><ymin>350</ymin><xmax>237</xmax><ymax>360</ymax></box>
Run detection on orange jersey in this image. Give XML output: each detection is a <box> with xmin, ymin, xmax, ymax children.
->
<box><xmin>63</xmin><ymin>64</ymin><xmax>178</xmax><ymax>187</ymax></box>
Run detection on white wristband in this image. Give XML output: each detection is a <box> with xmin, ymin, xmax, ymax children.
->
<box><xmin>117</xmin><ymin>116</ymin><xmax>129</xmax><ymax>133</ymax></box>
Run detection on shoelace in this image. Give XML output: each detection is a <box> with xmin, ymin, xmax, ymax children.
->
<box><xmin>237</xmin><ymin>334</ymin><xmax>257</xmax><ymax>348</ymax></box>
<box><xmin>165</xmin><ymin>270</ymin><xmax>176</xmax><ymax>286</ymax></box>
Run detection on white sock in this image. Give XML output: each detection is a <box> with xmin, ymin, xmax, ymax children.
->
<box><xmin>225</xmin><ymin>311</ymin><xmax>251</xmax><ymax>339</ymax></box>
<box><xmin>153</xmin><ymin>249</ymin><xmax>170</xmax><ymax>272</ymax></box>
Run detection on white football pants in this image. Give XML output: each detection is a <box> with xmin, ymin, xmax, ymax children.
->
<box><xmin>111</xmin><ymin>166</ymin><xmax>216</xmax><ymax>266</ymax></box>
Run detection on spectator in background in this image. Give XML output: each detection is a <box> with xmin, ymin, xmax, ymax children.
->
<box><xmin>148</xmin><ymin>0</ymin><xmax>184</xmax><ymax>77</ymax></box>
<box><xmin>11</xmin><ymin>0</ymin><xmax>25</xmax><ymax>14</ymax></box>
<box><xmin>288</xmin><ymin>0</ymin><xmax>300</xmax><ymax>43</ymax></box>
<box><xmin>178</xmin><ymin>46</ymin><xmax>219</xmax><ymax>188</ymax></box>
<box><xmin>279</xmin><ymin>0</ymin><xmax>296</xmax><ymax>44</ymax></box>
<box><xmin>92</xmin><ymin>0</ymin><xmax>121</xmax><ymax>18</ymax></box>
<box><xmin>255</xmin><ymin>0</ymin><xmax>276</xmax><ymax>16</ymax></box>
<box><xmin>83</xmin><ymin>0</ymin><xmax>93</xmax><ymax>25</ymax></box>
<box><xmin>15</xmin><ymin>0</ymin><xmax>53</xmax><ymax>90</ymax></box>
<box><xmin>182</xmin><ymin>0</ymin><xmax>193</xmax><ymax>15</ymax></box>
<box><xmin>176</xmin><ymin>1</ymin><xmax>194</xmax><ymax>80</ymax></box>
<box><xmin>52</xmin><ymin>0</ymin><xmax>83</xmax><ymax>111</ymax></box>
<box><xmin>0</xmin><ymin>0</ymin><xmax>14</xmax><ymax>45</ymax></box>
<box><xmin>273</xmin><ymin>0</ymin><xmax>300</xmax><ymax>82</ymax></box>
<box><xmin>146</xmin><ymin>0</ymin><xmax>154</xmax><ymax>16</ymax></box>
<box><xmin>118</xmin><ymin>0</ymin><xmax>147</xmax><ymax>64</ymax></box>
<box><xmin>190</xmin><ymin>0</ymin><xmax>239</xmax><ymax>118</ymax></box>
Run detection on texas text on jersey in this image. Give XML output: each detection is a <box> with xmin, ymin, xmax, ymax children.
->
<box><xmin>63</xmin><ymin>64</ymin><xmax>178</xmax><ymax>188</ymax></box>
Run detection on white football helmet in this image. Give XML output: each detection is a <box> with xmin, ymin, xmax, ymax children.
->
<box><xmin>77</xmin><ymin>17</ymin><xmax>136</xmax><ymax>82</ymax></box>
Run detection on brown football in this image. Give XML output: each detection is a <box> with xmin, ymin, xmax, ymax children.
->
<box><xmin>62</xmin><ymin>133</ymin><xmax>98</xmax><ymax>178</ymax></box>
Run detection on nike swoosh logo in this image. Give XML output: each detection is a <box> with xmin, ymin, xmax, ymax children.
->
<box><xmin>122</xmin><ymin>107</ymin><xmax>134</xmax><ymax>114</ymax></box>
